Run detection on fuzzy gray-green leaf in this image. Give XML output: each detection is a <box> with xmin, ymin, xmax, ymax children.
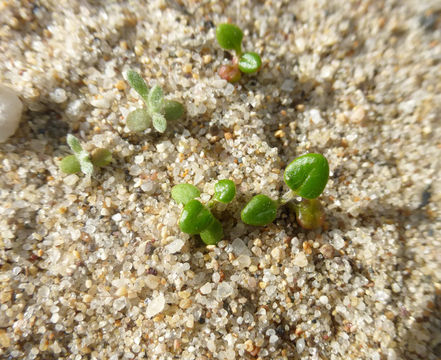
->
<box><xmin>152</xmin><ymin>112</ymin><xmax>167</xmax><ymax>133</ymax></box>
<box><xmin>147</xmin><ymin>85</ymin><xmax>164</xmax><ymax>113</ymax></box>
<box><xmin>126</xmin><ymin>70</ymin><xmax>149</xmax><ymax>102</ymax></box>
<box><xmin>127</xmin><ymin>108</ymin><xmax>151</xmax><ymax>132</ymax></box>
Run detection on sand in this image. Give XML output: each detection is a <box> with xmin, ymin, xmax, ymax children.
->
<box><xmin>0</xmin><ymin>0</ymin><xmax>440</xmax><ymax>359</ymax></box>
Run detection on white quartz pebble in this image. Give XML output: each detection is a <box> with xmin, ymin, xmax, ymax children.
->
<box><xmin>0</xmin><ymin>84</ymin><xmax>23</xmax><ymax>143</ymax></box>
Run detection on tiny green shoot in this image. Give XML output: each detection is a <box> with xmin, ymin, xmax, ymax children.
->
<box><xmin>179</xmin><ymin>199</ymin><xmax>214</xmax><ymax>235</ymax></box>
<box><xmin>284</xmin><ymin>153</ymin><xmax>329</xmax><ymax>200</ymax></box>
<box><xmin>214</xmin><ymin>179</ymin><xmax>236</xmax><ymax>204</ymax></box>
<box><xmin>241</xmin><ymin>194</ymin><xmax>278</xmax><ymax>226</ymax></box>
<box><xmin>241</xmin><ymin>153</ymin><xmax>329</xmax><ymax>229</ymax></box>
<box><xmin>125</xmin><ymin>70</ymin><xmax>184</xmax><ymax>133</ymax></box>
<box><xmin>59</xmin><ymin>134</ymin><xmax>112</xmax><ymax>176</ymax></box>
<box><xmin>172</xmin><ymin>179</ymin><xmax>236</xmax><ymax>245</ymax></box>
<box><xmin>200</xmin><ymin>218</ymin><xmax>224</xmax><ymax>245</ymax></box>
<box><xmin>171</xmin><ymin>184</ymin><xmax>200</xmax><ymax>205</ymax></box>
<box><xmin>216</xmin><ymin>23</ymin><xmax>243</xmax><ymax>54</ymax></box>
<box><xmin>215</xmin><ymin>23</ymin><xmax>262</xmax><ymax>83</ymax></box>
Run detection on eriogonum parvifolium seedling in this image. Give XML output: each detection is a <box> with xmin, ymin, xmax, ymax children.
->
<box><xmin>125</xmin><ymin>70</ymin><xmax>184</xmax><ymax>133</ymax></box>
<box><xmin>171</xmin><ymin>180</ymin><xmax>236</xmax><ymax>245</ymax></box>
<box><xmin>216</xmin><ymin>23</ymin><xmax>262</xmax><ymax>83</ymax></box>
<box><xmin>241</xmin><ymin>153</ymin><xmax>329</xmax><ymax>230</ymax></box>
<box><xmin>59</xmin><ymin>134</ymin><xmax>112</xmax><ymax>176</ymax></box>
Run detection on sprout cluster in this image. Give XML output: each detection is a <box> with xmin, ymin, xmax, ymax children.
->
<box><xmin>216</xmin><ymin>23</ymin><xmax>262</xmax><ymax>83</ymax></box>
<box><xmin>171</xmin><ymin>180</ymin><xmax>236</xmax><ymax>245</ymax></box>
<box><xmin>126</xmin><ymin>70</ymin><xmax>184</xmax><ymax>133</ymax></box>
<box><xmin>241</xmin><ymin>153</ymin><xmax>329</xmax><ymax>230</ymax></box>
<box><xmin>59</xmin><ymin>134</ymin><xmax>112</xmax><ymax>176</ymax></box>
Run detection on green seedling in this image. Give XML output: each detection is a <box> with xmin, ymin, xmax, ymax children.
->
<box><xmin>125</xmin><ymin>70</ymin><xmax>184</xmax><ymax>133</ymax></box>
<box><xmin>214</xmin><ymin>179</ymin><xmax>236</xmax><ymax>204</ymax></box>
<box><xmin>59</xmin><ymin>134</ymin><xmax>112</xmax><ymax>176</ymax></box>
<box><xmin>216</xmin><ymin>23</ymin><xmax>262</xmax><ymax>83</ymax></box>
<box><xmin>171</xmin><ymin>179</ymin><xmax>236</xmax><ymax>245</ymax></box>
<box><xmin>241</xmin><ymin>153</ymin><xmax>329</xmax><ymax>230</ymax></box>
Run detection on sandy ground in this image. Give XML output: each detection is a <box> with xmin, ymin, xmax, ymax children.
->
<box><xmin>0</xmin><ymin>0</ymin><xmax>440</xmax><ymax>359</ymax></box>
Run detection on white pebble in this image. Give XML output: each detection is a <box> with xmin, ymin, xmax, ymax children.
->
<box><xmin>293</xmin><ymin>252</ymin><xmax>308</xmax><ymax>267</ymax></box>
<box><xmin>63</xmin><ymin>174</ymin><xmax>79</xmax><ymax>186</ymax></box>
<box><xmin>200</xmin><ymin>282</ymin><xmax>212</xmax><ymax>295</ymax></box>
<box><xmin>145</xmin><ymin>275</ymin><xmax>160</xmax><ymax>290</ymax></box>
<box><xmin>146</xmin><ymin>293</ymin><xmax>165</xmax><ymax>318</ymax></box>
<box><xmin>165</xmin><ymin>238</ymin><xmax>185</xmax><ymax>254</ymax></box>
<box><xmin>231</xmin><ymin>238</ymin><xmax>251</xmax><ymax>256</ymax></box>
<box><xmin>50</xmin><ymin>88</ymin><xmax>67</xmax><ymax>103</ymax></box>
<box><xmin>309</xmin><ymin>109</ymin><xmax>324</xmax><ymax>125</ymax></box>
<box><xmin>112</xmin><ymin>213</ymin><xmax>122</xmax><ymax>222</ymax></box>
<box><xmin>296</xmin><ymin>338</ymin><xmax>305</xmax><ymax>353</ymax></box>
<box><xmin>217</xmin><ymin>282</ymin><xmax>234</xmax><ymax>300</ymax></box>
<box><xmin>0</xmin><ymin>84</ymin><xmax>23</xmax><ymax>143</ymax></box>
<box><xmin>269</xmin><ymin>334</ymin><xmax>279</xmax><ymax>343</ymax></box>
<box><xmin>319</xmin><ymin>295</ymin><xmax>329</xmax><ymax>305</ymax></box>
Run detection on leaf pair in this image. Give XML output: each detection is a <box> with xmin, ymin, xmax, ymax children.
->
<box><xmin>171</xmin><ymin>180</ymin><xmax>236</xmax><ymax>245</ymax></box>
<box><xmin>241</xmin><ymin>153</ymin><xmax>329</xmax><ymax>228</ymax></box>
<box><xmin>216</xmin><ymin>24</ymin><xmax>262</xmax><ymax>82</ymax></box>
<box><xmin>126</xmin><ymin>70</ymin><xmax>184</xmax><ymax>133</ymax></box>
<box><xmin>59</xmin><ymin>134</ymin><xmax>112</xmax><ymax>176</ymax></box>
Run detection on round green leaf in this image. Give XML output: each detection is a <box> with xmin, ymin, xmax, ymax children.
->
<box><xmin>292</xmin><ymin>198</ymin><xmax>325</xmax><ymax>230</ymax></box>
<box><xmin>60</xmin><ymin>154</ymin><xmax>81</xmax><ymax>174</ymax></box>
<box><xmin>179</xmin><ymin>199</ymin><xmax>214</xmax><ymax>235</ymax></box>
<box><xmin>284</xmin><ymin>153</ymin><xmax>329</xmax><ymax>199</ymax></box>
<box><xmin>241</xmin><ymin>194</ymin><xmax>278</xmax><ymax>226</ymax></box>
<box><xmin>127</xmin><ymin>108</ymin><xmax>151</xmax><ymax>132</ymax></box>
<box><xmin>171</xmin><ymin>184</ymin><xmax>200</xmax><ymax>205</ymax></box>
<box><xmin>90</xmin><ymin>148</ymin><xmax>112</xmax><ymax>168</ymax></box>
<box><xmin>216</xmin><ymin>23</ymin><xmax>243</xmax><ymax>54</ymax></box>
<box><xmin>200</xmin><ymin>218</ymin><xmax>223</xmax><ymax>245</ymax></box>
<box><xmin>163</xmin><ymin>100</ymin><xmax>184</xmax><ymax>121</ymax></box>
<box><xmin>214</xmin><ymin>179</ymin><xmax>236</xmax><ymax>204</ymax></box>
<box><xmin>238</xmin><ymin>52</ymin><xmax>262</xmax><ymax>74</ymax></box>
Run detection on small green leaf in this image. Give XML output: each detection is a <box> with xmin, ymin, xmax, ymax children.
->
<box><xmin>284</xmin><ymin>153</ymin><xmax>329</xmax><ymax>199</ymax></box>
<box><xmin>214</xmin><ymin>179</ymin><xmax>236</xmax><ymax>204</ymax></box>
<box><xmin>171</xmin><ymin>184</ymin><xmax>200</xmax><ymax>205</ymax></box>
<box><xmin>241</xmin><ymin>194</ymin><xmax>278</xmax><ymax>226</ymax></box>
<box><xmin>91</xmin><ymin>148</ymin><xmax>112</xmax><ymax>168</ymax></box>
<box><xmin>291</xmin><ymin>198</ymin><xmax>325</xmax><ymax>230</ymax></box>
<box><xmin>216</xmin><ymin>23</ymin><xmax>243</xmax><ymax>54</ymax></box>
<box><xmin>218</xmin><ymin>64</ymin><xmax>241</xmax><ymax>83</ymax></box>
<box><xmin>163</xmin><ymin>100</ymin><xmax>184</xmax><ymax>121</ymax></box>
<box><xmin>200</xmin><ymin>218</ymin><xmax>223</xmax><ymax>245</ymax></box>
<box><xmin>127</xmin><ymin>108</ymin><xmax>151</xmax><ymax>132</ymax></box>
<box><xmin>66</xmin><ymin>134</ymin><xmax>83</xmax><ymax>154</ymax></box>
<box><xmin>147</xmin><ymin>85</ymin><xmax>164</xmax><ymax>113</ymax></box>
<box><xmin>126</xmin><ymin>70</ymin><xmax>149</xmax><ymax>102</ymax></box>
<box><xmin>152</xmin><ymin>112</ymin><xmax>167</xmax><ymax>133</ymax></box>
<box><xmin>179</xmin><ymin>199</ymin><xmax>214</xmax><ymax>235</ymax></box>
<box><xmin>60</xmin><ymin>155</ymin><xmax>81</xmax><ymax>174</ymax></box>
<box><xmin>238</xmin><ymin>52</ymin><xmax>262</xmax><ymax>74</ymax></box>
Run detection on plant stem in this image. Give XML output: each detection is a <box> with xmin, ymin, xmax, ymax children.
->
<box><xmin>206</xmin><ymin>199</ymin><xmax>216</xmax><ymax>209</ymax></box>
<box><xmin>278</xmin><ymin>190</ymin><xmax>297</xmax><ymax>206</ymax></box>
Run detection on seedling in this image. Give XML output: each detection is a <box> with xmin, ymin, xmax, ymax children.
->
<box><xmin>59</xmin><ymin>134</ymin><xmax>112</xmax><ymax>176</ymax></box>
<box><xmin>241</xmin><ymin>153</ymin><xmax>329</xmax><ymax>229</ymax></box>
<box><xmin>216</xmin><ymin>23</ymin><xmax>262</xmax><ymax>83</ymax></box>
<box><xmin>171</xmin><ymin>180</ymin><xmax>236</xmax><ymax>245</ymax></box>
<box><xmin>125</xmin><ymin>70</ymin><xmax>184</xmax><ymax>133</ymax></box>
